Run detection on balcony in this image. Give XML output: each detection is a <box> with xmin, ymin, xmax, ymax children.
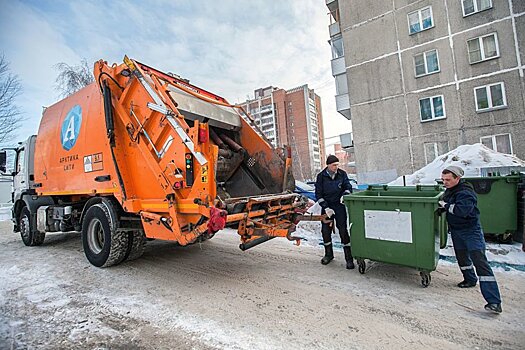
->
<box><xmin>326</xmin><ymin>0</ymin><xmax>338</xmax><ymax>13</ymax></box>
<box><xmin>329</xmin><ymin>21</ymin><xmax>340</xmax><ymax>37</ymax></box>
<box><xmin>331</xmin><ymin>56</ymin><xmax>345</xmax><ymax>76</ymax></box>
<box><xmin>340</xmin><ymin>132</ymin><xmax>352</xmax><ymax>147</ymax></box>
<box><xmin>335</xmin><ymin>93</ymin><xmax>351</xmax><ymax>120</ymax></box>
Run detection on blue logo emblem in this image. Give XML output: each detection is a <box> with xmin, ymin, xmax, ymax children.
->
<box><xmin>61</xmin><ymin>105</ymin><xmax>82</xmax><ymax>151</ymax></box>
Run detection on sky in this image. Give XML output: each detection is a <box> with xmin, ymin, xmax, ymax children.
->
<box><xmin>0</xmin><ymin>0</ymin><xmax>352</xmax><ymax>147</ymax></box>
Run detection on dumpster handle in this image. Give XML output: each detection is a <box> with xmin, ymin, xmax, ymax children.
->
<box><xmin>437</xmin><ymin>211</ymin><xmax>448</xmax><ymax>249</ymax></box>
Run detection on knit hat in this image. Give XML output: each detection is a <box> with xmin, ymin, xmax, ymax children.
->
<box><xmin>326</xmin><ymin>155</ymin><xmax>339</xmax><ymax>165</ymax></box>
<box><xmin>443</xmin><ymin>165</ymin><xmax>464</xmax><ymax>177</ymax></box>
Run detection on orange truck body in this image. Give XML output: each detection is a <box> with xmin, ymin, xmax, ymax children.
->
<box><xmin>8</xmin><ymin>57</ymin><xmax>308</xmax><ymax>267</ymax></box>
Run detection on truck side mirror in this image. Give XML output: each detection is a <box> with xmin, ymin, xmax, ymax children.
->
<box><xmin>0</xmin><ymin>151</ymin><xmax>6</xmax><ymax>173</ymax></box>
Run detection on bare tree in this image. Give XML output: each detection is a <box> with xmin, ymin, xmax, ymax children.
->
<box><xmin>54</xmin><ymin>59</ymin><xmax>94</xmax><ymax>97</ymax></box>
<box><xmin>0</xmin><ymin>54</ymin><xmax>23</xmax><ymax>144</ymax></box>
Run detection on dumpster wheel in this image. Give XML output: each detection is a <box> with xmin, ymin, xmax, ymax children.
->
<box><xmin>357</xmin><ymin>259</ymin><xmax>366</xmax><ymax>274</ymax></box>
<box><xmin>420</xmin><ymin>271</ymin><xmax>431</xmax><ymax>287</ymax></box>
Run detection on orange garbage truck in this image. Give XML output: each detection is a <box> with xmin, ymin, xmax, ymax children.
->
<box><xmin>0</xmin><ymin>56</ymin><xmax>310</xmax><ymax>267</ymax></box>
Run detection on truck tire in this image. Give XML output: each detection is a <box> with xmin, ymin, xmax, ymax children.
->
<box><xmin>82</xmin><ymin>201</ymin><xmax>128</xmax><ymax>267</ymax></box>
<box><xmin>124</xmin><ymin>230</ymin><xmax>146</xmax><ymax>261</ymax></box>
<box><xmin>19</xmin><ymin>207</ymin><xmax>45</xmax><ymax>246</ymax></box>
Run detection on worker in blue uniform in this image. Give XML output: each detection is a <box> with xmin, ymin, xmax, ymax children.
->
<box><xmin>315</xmin><ymin>155</ymin><xmax>354</xmax><ymax>269</ymax></box>
<box><xmin>440</xmin><ymin>165</ymin><xmax>502</xmax><ymax>314</ymax></box>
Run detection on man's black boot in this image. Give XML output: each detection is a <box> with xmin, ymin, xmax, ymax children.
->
<box><xmin>321</xmin><ymin>243</ymin><xmax>334</xmax><ymax>265</ymax></box>
<box><xmin>484</xmin><ymin>303</ymin><xmax>502</xmax><ymax>314</ymax></box>
<box><xmin>343</xmin><ymin>246</ymin><xmax>355</xmax><ymax>269</ymax></box>
<box><xmin>457</xmin><ymin>280</ymin><xmax>477</xmax><ymax>288</ymax></box>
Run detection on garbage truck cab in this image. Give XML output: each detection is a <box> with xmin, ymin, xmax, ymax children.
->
<box><xmin>1</xmin><ymin>135</ymin><xmax>55</xmax><ymax>244</ymax></box>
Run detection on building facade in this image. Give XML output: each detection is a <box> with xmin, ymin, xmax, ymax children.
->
<box><xmin>240</xmin><ymin>85</ymin><xmax>325</xmax><ymax>181</ymax></box>
<box><xmin>326</xmin><ymin>0</ymin><xmax>525</xmax><ymax>183</ymax></box>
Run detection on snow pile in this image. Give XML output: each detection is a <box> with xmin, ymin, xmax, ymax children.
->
<box><xmin>389</xmin><ymin>143</ymin><xmax>525</xmax><ymax>186</ymax></box>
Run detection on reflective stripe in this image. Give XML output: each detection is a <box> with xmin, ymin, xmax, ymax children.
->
<box><xmin>448</xmin><ymin>204</ymin><xmax>455</xmax><ymax>214</ymax></box>
<box><xmin>479</xmin><ymin>276</ymin><xmax>497</xmax><ymax>282</ymax></box>
<box><xmin>343</xmin><ymin>243</ymin><xmax>351</xmax><ymax>247</ymax></box>
<box><xmin>460</xmin><ymin>264</ymin><xmax>474</xmax><ymax>270</ymax></box>
<box><xmin>318</xmin><ymin>198</ymin><xmax>325</xmax><ymax>204</ymax></box>
<box><xmin>323</xmin><ymin>242</ymin><xmax>332</xmax><ymax>246</ymax></box>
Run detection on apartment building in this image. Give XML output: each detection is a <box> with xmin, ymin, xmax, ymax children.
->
<box><xmin>240</xmin><ymin>85</ymin><xmax>325</xmax><ymax>181</ymax></box>
<box><xmin>326</xmin><ymin>0</ymin><xmax>525</xmax><ymax>183</ymax></box>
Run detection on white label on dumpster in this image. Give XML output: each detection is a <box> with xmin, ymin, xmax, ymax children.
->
<box><xmin>364</xmin><ymin>210</ymin><xmax>412</xmax><ymax>243</ymax></box>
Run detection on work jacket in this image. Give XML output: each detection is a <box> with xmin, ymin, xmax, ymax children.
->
<box><xmin>315</xmin><ymin>168</ymin><xmax>352</xmax><ymax>209</ymax></box>
<box><xmin>442</xmin><ymin>180</ymin><xmax>481</xmax><ymax>232</ymax></box>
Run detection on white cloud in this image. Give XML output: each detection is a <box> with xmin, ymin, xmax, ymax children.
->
<box><xmin>0</xmin><ymin>0</ymin><xmax>351</xmax><ymax>145</ymax></box>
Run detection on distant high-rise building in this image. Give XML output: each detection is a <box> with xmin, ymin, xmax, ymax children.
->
<box><xmin>326</xmin><ymin>0</ymin><xmax>525</xmax><ymax>183</ymax></box>
<box><xmin>240</xmin><ymin>85</ymin><xmax>325</xmax><ymax>181</ymax></box>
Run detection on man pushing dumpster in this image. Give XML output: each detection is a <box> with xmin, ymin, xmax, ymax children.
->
<box><xmin>439</xmin><ymin>165</ymin><xmax>502</xmax><ymax>314</ymax></box>
<box><xmin>315</xmin><ymin>155</ymin><xmax>354</xmax><ymax>269</ymax></box>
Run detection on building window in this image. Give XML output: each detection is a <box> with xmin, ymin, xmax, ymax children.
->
<box><xmin>468</xmin><ymin>33</ymin><xmax>499</xmax><ymax>64</ymax></box>
<box><xmin>462</xmin><ymin>0</ymin><xmax>492</xmax><ymax>17</ymax></box>
<box><xmin>414</xmin><ymin>49</ymin><xmax>440</xmax><ymax>77</ymax></box>
<box><xmin>474</xmin><ymin>82</ymin><xmax>507</xmax><ymax>112</ymax></box>
<box><xmin>423</xmin><ymin>141</ymin><xmax>449</xmax><ymax>164</ymax></box>
<box><xmin>481</xmin><ymin>134</ymin><xmax>512</xmax><ymax>154</ymax></box>
<box><xmin>331</xmin><ymin>35</ymin><xmax>344</xmax><ymax>59</ymax></box>
<box><xmin>419</xmin><ymin>95</ymin><xmax>445</xmax><ymax>122</ymax></box>
<box><xmin>408</xmin><ymin>6</ymin><xmax>433</xmax><ymax>35</ymax></box>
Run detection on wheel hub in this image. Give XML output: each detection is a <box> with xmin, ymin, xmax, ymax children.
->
<box><xmin>87</xmin><ymin>218</ymin><xmax>104</xmax><ymax>254</ymax></box>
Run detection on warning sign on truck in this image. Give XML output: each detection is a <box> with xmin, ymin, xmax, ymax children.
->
<box><xmin>84</xmin><ymin>153</ymin><xmax>104</xmax><ymax>173</ymax></box>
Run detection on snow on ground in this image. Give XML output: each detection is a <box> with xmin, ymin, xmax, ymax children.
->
<box><xmin>0</xmin><ymin>206</ymin><xmax>11</xmax><ymax>222</ymax></box>
<box><xmin>389</xmin><ymin>143</ymin><xmax>525</xmax><ymax>185</ymax></box>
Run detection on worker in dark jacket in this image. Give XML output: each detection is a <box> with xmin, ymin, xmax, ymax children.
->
<box><xmin>315</xmin><ymin>155</ymin><xmax>354</xmax><ymax>269</ymax></box>
<box><xmin>440</xmin><ymin>165</ymin><xmax>502</xmax><ymax>314</ymax></box>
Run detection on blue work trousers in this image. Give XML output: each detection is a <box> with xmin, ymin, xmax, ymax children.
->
<box><xmin>321</xmin><ymin>203</ymin><xmax>350</xmax><ymax>246</ymax></box>
<box><xmin>451</xmin><ymin>229</ymin><xmax>501</xmax><ymax>304</ymax></box>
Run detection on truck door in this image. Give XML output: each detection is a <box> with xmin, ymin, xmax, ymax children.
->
<box><xmin>13</xmin><ymin>146</ymin><xmax>28</xmax><ymax>200</ymax></box>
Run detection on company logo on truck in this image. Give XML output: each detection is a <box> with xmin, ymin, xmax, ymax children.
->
<box><xmin>61</xmin><ymin>105</ymin><xmax>82</xmax><ymax>151</ymax></box>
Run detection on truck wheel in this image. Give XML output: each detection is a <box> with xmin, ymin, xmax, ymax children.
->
<box><xmin>19</xmin><ymin>207</ymin><xmax>45</xmax><ymax>246</ymax></box>
<box><xmin>82</xmin><ymin>202</ymin><xmax>128</xmax><ymax>267</ymax></box>
<box><xmin>124</xmin><ymin>230</ymin><xmax>145</xmax><ymax>261</ymax></box>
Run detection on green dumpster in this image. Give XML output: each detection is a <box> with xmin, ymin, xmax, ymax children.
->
<box><xmin>463</xmin><ymin>175</ymin><xmax>522</xmax><ymax>242</ymax></box>
<box><xmin>343</xmin><ymin>185</ymin><xmax>447</xmax><ymax>287</ymax></box>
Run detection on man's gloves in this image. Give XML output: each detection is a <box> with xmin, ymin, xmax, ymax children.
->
<box><xmin>325</xmin><ymin>208</ymin><xmax>335</xmax><ymax>218</ymax></box>
<box><xmin>340</xmin><ymin>190</ymin><xmax>351</xmax><ymax>204</ymax></box>
<box><xmin>437</xmin><ymin>200</ymin><xmax>447</xmax><ymax>215</ymax></box>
